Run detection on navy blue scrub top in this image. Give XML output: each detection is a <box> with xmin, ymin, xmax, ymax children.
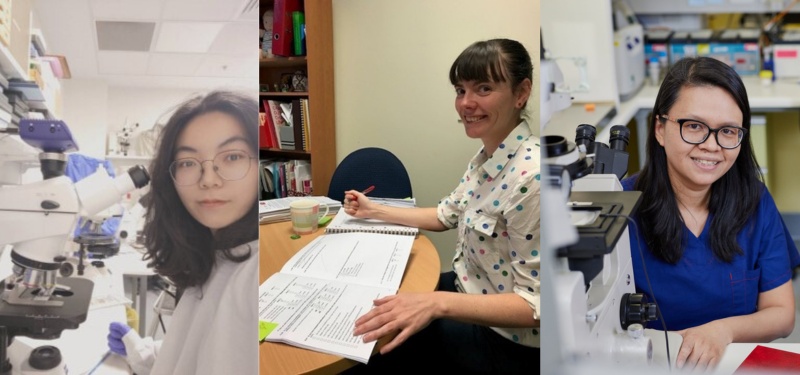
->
<box><xmin>622</xmin><ymin>175</ymin><xmax>800</xmax><ymax>331</ymax></box>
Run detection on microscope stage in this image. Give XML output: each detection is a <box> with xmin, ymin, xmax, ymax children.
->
<box><xmin>0</xmin><ymin>278</ymin><xmax>93</xmax><ymax>340</ymax></box>
<box><xmin>561</xmin><ymin>191</ymin><xmax>642</xmax><ymax>258</ymax></box>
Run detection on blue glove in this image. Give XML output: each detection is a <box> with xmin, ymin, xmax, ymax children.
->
<box><xmin>107</xmin><ymin>322</ymin><xmax>131</xmax><ymax>356</ymax></box>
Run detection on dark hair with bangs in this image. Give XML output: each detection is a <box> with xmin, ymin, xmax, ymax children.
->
<box><xmin>635</xmin><ymin>57</ymin><xmax>763</xmax><ymax>264</ymax></box>
<box><xmin>449</xmin><ymin>38</ymin><xmax>533</xmax><ymax>107</ymax></box>
<box><xmin>143</xmin><ymin>90</ymin><xmax>259</xmax><ymax>289</ymax></box>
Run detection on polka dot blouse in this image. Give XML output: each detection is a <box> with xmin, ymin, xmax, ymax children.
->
<box><xmin>437</xmin><ymin>121</ymin><xmax>540</xmax><ymax>348</ymax></box>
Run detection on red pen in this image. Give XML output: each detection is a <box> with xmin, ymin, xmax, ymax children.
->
<box><xmin>362</xmin><ymin>185</ymin><xmax>375</xmax><ymax>195</ymax></box>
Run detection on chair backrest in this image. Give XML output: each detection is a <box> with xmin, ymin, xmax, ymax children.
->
<box><xmin>327</xmin><ymin>147</ymin><xmax>412</xmax><ymax>203</ymax></box>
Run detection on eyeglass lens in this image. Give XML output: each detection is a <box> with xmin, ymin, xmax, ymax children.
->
<box><xmin>170</xmin><ymin>150</ymin><xmax>252</xmax><ymax>185</ymax></box>
<box><xmin>679</xmin><ymin>120</ymin><xmax>744</xmax><ymax>148</ymax></box>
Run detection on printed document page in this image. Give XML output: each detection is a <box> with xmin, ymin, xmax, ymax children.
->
<box><xmin>259</xmin><ymin>273</ymin><xmax>394</xmax><ymax>363</ymax></box>
<box><xmin>281</xmin><ymin>232</ymin><xmax>413</xmax><ymax>291</ymax></box>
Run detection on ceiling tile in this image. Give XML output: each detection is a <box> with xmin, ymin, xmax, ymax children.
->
<box><xmin>207</xmin><ymin>22</ymin><xmax>258</xmax><ymax>55</ymax></box>
<box><xmin>161</xmin><ymin>0</ymin><xmax>240</xmax><ymax>21</ymax></box>
<box><xmin>154</xmin><ymin>22</ymin><xmax>225</xmax><ymax>53</ymax></box>
<box><xmin>90</xmin><ymin>0</ymin><xmax>163</xmax><ymax>20</ymax></box>
<box><xmin>147</xmin><ymin>53</ymin><xmax>205</xmax><ymax>76</ymax></box>
<box><xmin>97</xmin><ymin>51</ymin><xmax>149</xmax><ymax>75</ymax></box>
<box><xmin>196</xmin><ymin>54</ymin><xmax>258</xmax><ymax>78</ymax></box>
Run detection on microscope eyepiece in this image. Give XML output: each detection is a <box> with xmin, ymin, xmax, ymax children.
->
<box><xmin>575</xmin><ymin>124</ymin><xmax>597</xmax><ymax>149</ymax></box>
<box><xmin>127</xmin><ymin>165</ymin><xmax>151</xmax><ymax>189</ymax></box>
<box><xmin>609</xmin><ymin>125</ymin><xmax>631</xmax><ymax>151</ymax></box>
<box><xmin>542</xmin><ymin>135</ymin><xmax>571</xmax><ymax>157</ymax></box>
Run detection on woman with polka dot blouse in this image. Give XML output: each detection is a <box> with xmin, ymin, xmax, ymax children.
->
<box><xmin>343</xmin><ymin>38</ymin><xmax>539</xmax><ymax>373</ymax></box>
<box><xmin>623</xmin><ymin>57</ymin><xmax>799</xmax><ymax>372</ymax></box>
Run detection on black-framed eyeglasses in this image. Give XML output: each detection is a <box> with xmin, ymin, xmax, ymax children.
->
<box><xmin>659</xmin><ymin>115</ymin><xmax>747</xmax><ymax>149</ymax></box>
<box><xmin>169</xmin><ymin>149</ymin><xmax>256</xmax><ymax>186</ymax></box>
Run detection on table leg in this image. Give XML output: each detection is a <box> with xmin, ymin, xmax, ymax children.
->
<box><xmin>138</xmin><ymin>276</ymin><xmax>147</xmax><ymax>335</ymax></box>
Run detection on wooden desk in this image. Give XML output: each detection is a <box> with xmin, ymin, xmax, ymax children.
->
<box><xmin>259</xmin><ymin>220</ymin><xmax>441</xmax><ymax>375</ymax></box>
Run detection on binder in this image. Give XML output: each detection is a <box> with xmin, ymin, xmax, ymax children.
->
<box><xmin>271</xmin><ymin>0</ymin><xmax>302</xmax><ymax>57</ymax></box>
<box><xmin>292</xmin><ymin>11</ymin><xmax>305</xmax><ymax>56</ymax></box>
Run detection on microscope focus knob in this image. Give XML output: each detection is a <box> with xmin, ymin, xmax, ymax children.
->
<box><xmin>620</xmin><ymin>293</ymin><xmax>658</xmax><ymax>329</ymax></box>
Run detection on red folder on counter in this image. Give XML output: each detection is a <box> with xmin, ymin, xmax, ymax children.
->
<box><xmin>272</xmin><ymin>0</ymin><xmax>302</xmax><ymax>57</ymax></box>
<box><xmin>733</xmin><ymin>345</ymin><xmax>800</xmax><ymax>373</ymax></box>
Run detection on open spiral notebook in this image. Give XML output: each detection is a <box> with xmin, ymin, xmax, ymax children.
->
<box><xmin>325</xmin><ymin>197</ymin><xmax>418</xmax><ymax>236</ymax></box>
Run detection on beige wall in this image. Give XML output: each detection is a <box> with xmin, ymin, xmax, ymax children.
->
<box><xmin>766</xmin><ymin>111</ymin><xmax>800</xmax><ymax>212</ymax></box>
<box><xmin>333</xmin><ymin>0</ymin><xmax>539</xmax><ymax>271</ymax></box>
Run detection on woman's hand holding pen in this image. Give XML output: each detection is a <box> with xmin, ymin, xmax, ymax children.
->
<box><xmin>353</xmin><ymin>293</ymin><xmax>438</xmax><ymax>355</ymax></box>
<box><xmin>343</xmin><ymin>189</ymin><xmax>374</xmax><ymax>218</ymax></box>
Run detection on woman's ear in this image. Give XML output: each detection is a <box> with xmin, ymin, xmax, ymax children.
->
<box><xmin>515</xmin><ymin>78</ymin><xmax>532</xmax><ymax>108</ymax></box>
<box><xmin>655</xmin><ymin>119</ymin><xmax>666</xmax><ymax>147</ymax></box>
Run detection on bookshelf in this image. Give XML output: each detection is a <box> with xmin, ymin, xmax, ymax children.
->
<box><xmin>259</xmin><ymin>0</ymin><xmax>335</xmax><ymax>198</ymax></box>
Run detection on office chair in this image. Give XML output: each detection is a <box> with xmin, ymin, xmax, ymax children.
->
<box><xmin>327</xmin><ymin>147</ymin><xmax>412</xmax><ymax>203</ymax></box>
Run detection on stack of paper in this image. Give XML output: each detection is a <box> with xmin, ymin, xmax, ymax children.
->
<box><xmin>368</xmin><ymin>197</ymin><xmax>416</xmax><ymax>208</ymax></box>
<box><xmin>258</xmin><ymin>196</ymin><xmax>341</xmax><ymax>224</ymax></box>
<box><xmin>325</xmin><ymin>197</ymin><xmax>418</xmax><ymax>236</ymax></box>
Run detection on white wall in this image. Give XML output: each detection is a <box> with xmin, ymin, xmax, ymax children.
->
<box><xmin>61</xmin><ymin>79</ymin><xmax>110</xmax><ymax>159</ymax></box>
<box><xmin>107</xmin><ymin>87</ymin><xmax>201</xmax><ymax>134</ymax></box>
<box><xmin>333</xmin><ymin>0</ymin><xmax>539</xmax><ymax>271</ymax></box>
<box><xmin>61</xmin><ymin>83</ymin><xmax>201</xmax><ymax>159</ymax></box>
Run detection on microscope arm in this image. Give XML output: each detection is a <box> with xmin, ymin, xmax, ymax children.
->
<box><xmin>0</xmin><ymin>166</ymin><xmax>149</xmax><ymax>266</ymax></box>
<box><xmin>0</xmin><ymin>176</ymin><xmax>80</xmax><ymax>265</ymax></box>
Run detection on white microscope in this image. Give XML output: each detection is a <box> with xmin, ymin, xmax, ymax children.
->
<box><xmin>540</xmin><ymin>81</ymin><xmax>664</xmax><ymax>373</ymax></box>
<box><xmin>0</xmin><ymin>119</ymin><xmax>150</xmax><ymax>374</ymax></box>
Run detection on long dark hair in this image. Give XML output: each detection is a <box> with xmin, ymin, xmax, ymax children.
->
<box><xmin>635</xmin><ymin>57</ymin><xmax>762</xmax><ymax>264</ymax></box>
<box><xmin>449</xmin><ymin>38</ymin><xmax>533</xmax><ymax>108</ymax></box>
<box><xmin>143</xmin><ymin>90</ymin><xmax>259</xmax><ymax>289</ymax></box>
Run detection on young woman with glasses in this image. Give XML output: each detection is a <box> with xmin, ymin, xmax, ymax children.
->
<box><xmin>106</xmin><ymin>90</ymin><xmax>259</xmax><ymax>374</ymax></box>
<box><xmin>623</xmin><ymin>57</ymin><xmax>799</xmax><ymax>371</ymax></box>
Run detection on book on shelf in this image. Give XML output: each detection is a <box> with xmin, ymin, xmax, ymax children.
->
<box><xmin>259</xmin><ymin>232</ymin><xmax>414</xmax><ymax>363</ymax></box>
<box><xmin>258</xmin><ymin>195</ymin><xmax>341</xmax><ymax>224</ymax></box>
<box><xmin>264</xmin><ymin>98</ymin><xmax>313</xmax><ymax>151</ymax></box>
<box><xmin>292</xmin><ymin>11</ymin><xmax>305</xmax><ymax>56</ymax></box>
<box><xmin>325</xmin><ymin>198</ymin><xmax>419</xmax><ymax>236</ymax></box>
<box><xmin>291</xmin><ymin>99</ymin><xmax>303</xmax><ymax>151</ymax></box>
<box><xmin>278</xmin><ymin>125</ymin><xmax>294</xmax><ymax>150</ymax></box>
<box><xmin>258</xmin><ymin>112</ymin><xmax>270</xmax><ymax>148</ymax></box>
<box><xmin>259</xmin><ymin>159</ymin><xmax>313</xmax><ymax>200</ymax></box>
<box><xmin>260</xmin><ymin>100</ymin><xmax>279</xmax><ymax>148</ymax></box>
<box><xmin>300</xmin><ymin>98</ymin><xmax>310</xmax><ymax>150</ymax></box>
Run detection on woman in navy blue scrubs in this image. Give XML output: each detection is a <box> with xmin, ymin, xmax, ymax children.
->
<box><xmin>623</xmin><ymin>56</ymin><xmax>799</xmax><ymax>372</ymax></box>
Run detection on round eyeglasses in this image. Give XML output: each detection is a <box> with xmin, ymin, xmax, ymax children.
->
<box><xmin>659</xmin><ymin>115</ymin><xmax>747</xmax><ymax>149</ymax></box>
<box><xmin>169</xmin><ymin>150</ymin><xmax>255</xmax><ymax>186</ymax></box>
